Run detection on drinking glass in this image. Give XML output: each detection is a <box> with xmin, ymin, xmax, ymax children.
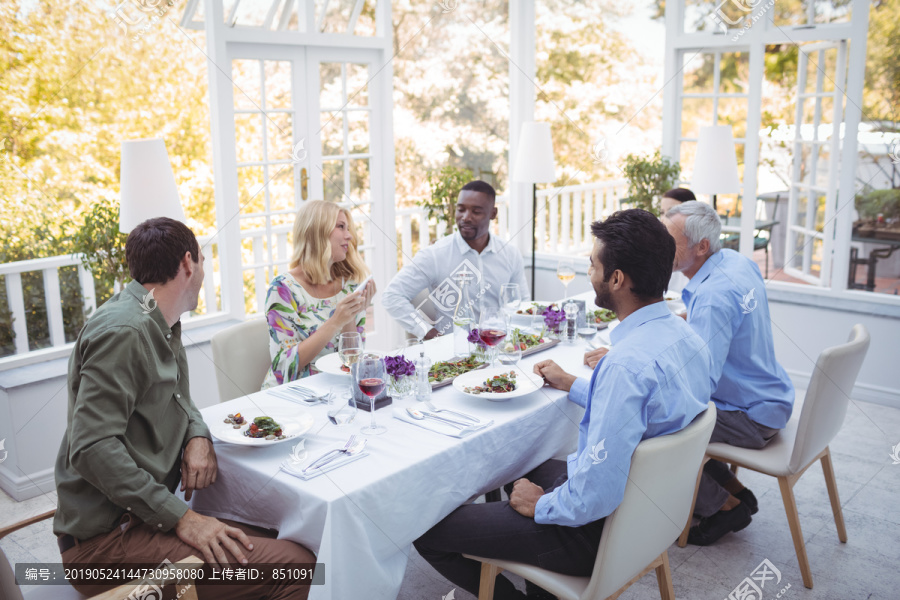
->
<box><xmin>577</xmin><ymin>322</ymin><xmax>598</xmax><ymax>346</ymax></box>
<box><xmin>500</xmin><ymin>283</ymin><xmax>521</xmax><ymax>326</ymax></box>
<box><xmin>339</xmin><ymin>332</ymin><xmax>363</xmax><ymax>392</ymax></box>
<box><xmin>357</xmin><ymin>352</ymin><xmax>387</xmax><ymax>435</ymax></box>
<box><xmin>556</xmin><ymin>258</ymin><xmax>576</xmax><ymax>302</ymax></box>
<box><xmin>477</xmin><ymin>307</ymin><xmax>508</xmax><ymax>369</ymax></box>
<box><xmin>498</xmin><ymin>329</ymin><xmax>522</xmax><ymax>366</ymax></box>
<box><xmin>327</xmin><ymin>387</ymin><xmax>357</xmax><ymax>427</ymax></box>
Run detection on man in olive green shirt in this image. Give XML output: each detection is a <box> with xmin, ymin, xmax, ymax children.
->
<box><xmin>54</xmin><ymin>217</ymin><xmax>312</xmax><ymax>599</ymax></box>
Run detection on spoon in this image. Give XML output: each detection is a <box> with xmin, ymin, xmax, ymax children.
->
<box><xmin>406</xmin><ymin>407</ymin><xmax>472</xmax><ymax>429</ymax></box>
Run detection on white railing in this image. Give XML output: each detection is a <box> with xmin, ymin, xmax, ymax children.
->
<box><xmin>394</xmin><ymin>179</ymin><xmax>628</xmax><ymax>267</ymax></box>
<box><xmin>0</xmin><ymin>236</ymin><xmax>222</xmax><ymax>369</ymax></box>
<box><xmin>535</xmin><ymin>179</ymin><xmax>628</xmax><ymax>256</ymax></box>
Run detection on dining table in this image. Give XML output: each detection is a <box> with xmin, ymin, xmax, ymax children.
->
<box><xmin>189</xmin><ymin>294</ymin><xmax>608</xmax><ymax>600</ymax></box>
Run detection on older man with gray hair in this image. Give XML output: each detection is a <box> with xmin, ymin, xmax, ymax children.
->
<box><xmin>662</xmin><ymin>201</ymin><xmax>794</xmax><ymax>546</ymax></box>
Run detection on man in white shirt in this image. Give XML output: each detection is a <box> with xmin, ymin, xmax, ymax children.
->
<box><xmin>383</xmin><ymin>180</ymin><xmax>530</xmax><ymax>339</ymax></box>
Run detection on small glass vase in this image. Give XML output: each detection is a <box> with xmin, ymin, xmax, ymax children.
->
<box><xmin>388</xmin><ymin>374</ymin><xmax>415</xmax><ymax>400</ymax></box>
<box><xmin>470</xmin><ymin>344</ymin><xmax>489</xmax><ymax>364</ymax></box>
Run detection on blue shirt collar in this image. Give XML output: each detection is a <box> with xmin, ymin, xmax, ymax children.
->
<box><xmin>609</xmin><ymin>301</ymin><xmax>671</xmax><ymax>345</ymax></box>
<box><xmin>681</xmin><ymin>251</ymin><xmax>724</xmax><ymax>301</ymax></box>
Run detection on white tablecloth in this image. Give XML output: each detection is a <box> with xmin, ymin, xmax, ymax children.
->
<box><xmin>190</xmin><ymin>334</ymin><xmax>594</xmax><ymax>600</ymax></box>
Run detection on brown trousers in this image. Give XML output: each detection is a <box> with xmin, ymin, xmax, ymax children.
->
<box><xmin>61</xmin><ymin>514</ymin><xmax>313</xmax><ymax>599</ymax></box>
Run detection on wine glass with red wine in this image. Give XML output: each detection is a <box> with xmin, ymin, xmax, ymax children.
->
<box><xmin>478</xmin><ymin>307</ymin><xmax>508</xmax><ymax>369</ymax></box>
<box><xmin>357</xmin><ymin>352</ymin><xmax>387</xmax><ymax>435</ymax></box>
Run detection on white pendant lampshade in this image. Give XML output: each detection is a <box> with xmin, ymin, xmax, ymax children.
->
<box><xmin>119</xmin><ymin>138</ymin><xmax>186</xmax><ymax>233</ymax></box>
<box><xmin>513</xmin><ymin>122</ymin><xmax>557</xmax><ymax>184</ymax></box>
<box><xmin>691</xmin><ymin>125</ymin><xmax>741</xmax><ymax>195</ymax></box>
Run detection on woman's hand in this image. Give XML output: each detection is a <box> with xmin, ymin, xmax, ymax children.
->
<box><xmin>330</xmin><ymin>289</ymin><xmax>368</xmax><ymax>328</ymax></box>
<box><xmin>360</xmin><ymin>280</ymin><xmax>376</xmax><ymax>308</ymax></box>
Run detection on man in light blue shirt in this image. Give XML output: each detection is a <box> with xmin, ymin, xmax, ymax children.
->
<box><xmin>663</xmin><ymin>200</ymin><xmax>794</xmax><ymax>546</ymax></box>
<box><xmin>414</xmin><ymin>209</ymin><xmax>712</xmax><ymax>599</ymax></box>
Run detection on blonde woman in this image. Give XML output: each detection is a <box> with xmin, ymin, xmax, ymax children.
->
<box><xmin>261</xmin><ymin>201</ymin><xmax>375</xmax><ymax>388</ymax></box>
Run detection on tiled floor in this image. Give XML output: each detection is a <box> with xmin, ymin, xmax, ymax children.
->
<box><xmin>3</xmin><ymin>396</ymin><xmax>899</xmax><ymax>599</ymax></box>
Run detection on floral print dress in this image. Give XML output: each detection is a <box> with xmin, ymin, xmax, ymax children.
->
<box><xmin>261</xmin><ymin>273</ymin><xmax>365</xmax><ymax>389</ymax></box>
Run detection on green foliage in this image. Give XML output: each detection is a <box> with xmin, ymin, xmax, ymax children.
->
<box><xmin>71</xmin><ymin>198</ymin><xmax>130</xmax><ymax>295</ymax></box>
<box><xmin>419</xmin><ymin>166</ymin><xmax>474</xmax><ymax>233</ymax></box>
<box><xmin>855</xmin><ymin>188</ymin><xmax>900</xmax><ymax>220</ymax></box>
<box><xmin>621</xmin><ymin>151</ymin><xmax>681</xmax><ymax>216</ymax></box>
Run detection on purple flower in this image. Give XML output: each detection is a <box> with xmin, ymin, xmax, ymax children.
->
<box><xmin>467</xmin><ymin>328</ymin><xmax>487</xmax><ymax>348</ymax></box>
<box><xmin>543</xmin><ymin>306</ymin><xmax>565</xmax><ymax>331</ymax></box>
<box><xmin>385</xmin><ymin>355</ymin><xmax>416</xmax><ymax>378</ymax></box>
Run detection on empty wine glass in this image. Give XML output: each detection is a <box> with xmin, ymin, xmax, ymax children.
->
<box><xmin>557</xmin><ymin>258</ymin><xmax>576</xmax><ymax>302</ymax></box>
<box><xmin>357</xmin><ymin>352</ymin><xmax>387</xmax><ymax>435</ymax></box>
<box><xmin>477</xmin><ymin>307</ymin><xmax>508</xmax><ymax>369</ymax></box>
<box><xmin>500</xmin><ymin>283</ymin><xmax>521</xmax><ymax>326</ymax></box>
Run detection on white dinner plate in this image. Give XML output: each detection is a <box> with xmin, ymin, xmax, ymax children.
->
<box><xmin>209</xmin><ymin>413</ymin><xmax>315</xmax><ymax>447</ymax></box>
<box><xmin>314</xmin><ymin>352</ymin><xmax>350</xmax><ymax>377</ymax></box>
<box><xmin>452</xmin><ymin>366</ymin><xmax>545</xmax><ymax>402</ymax></box>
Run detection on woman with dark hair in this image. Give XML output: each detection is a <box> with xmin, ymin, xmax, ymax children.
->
<box><xmin>660</xmin><ymin>187</ymin><xmax>696</xmax><ymax>216</ymax></box>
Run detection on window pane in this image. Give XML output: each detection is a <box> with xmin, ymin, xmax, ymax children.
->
<box><xmin>233</xmin><ymin>59</ymin><xmax>262</xmax><ymax>110</ymax></box>
<box><xmin>322</xmin><ymin>160</ymin><xmax>345</xmax><ymax>203</ymax></box>
<box><xmin>264</xmin><ymin>60</ymin><xmax>292</xmax><ymax>109</ymax></box>
<box><xmin>717</xmin><ymin>98</ymin><xmax>748</xmax><ymax>139</ymax></box>
<box><xmin>266</xmin><ymin>112</ymin><xmax>293</xmax><ymax>162</ymax></box>
<box><xmin>683</xmin><ymin>52</ymin><xmax>714</xmax><ymax>94</ymax></box>
<box><xmin>321</xmin><ymin>111</ymin><xmax>344</xmax><ymax>156</ymax></box>
<box><xmin>320</xmin><ymin>62</ymin><xmax>344</xmax><ymax>108</ymax></box>
<box><xmin>349</xmin><ymin>158</ymin><xmax>370</xmax><ymax>202</ymax></box>
<box><xmin>719</xmin><ymin>52</ymin><xmax>749</xmax><ymax>94</ymax></box>
<box><xmin>269</xmin><ymin>166</ymin><xmax>295</xmax><ymax>213</ymax></box>
<box><xmin>347</xmin><ymin>111</ymin><xmax>370</xmax><ymax>154</ymax></box>
<box><xmin>238</xmin><ymin>167</ymin><xmax>266</xmax><ymax>214</ymax></box>
<box><xmin>234</xmin><ymin>113</ymin><xmax>263</xmax><ymax>163</ymax></box>
<box><xmin>346</xmin><ymin>63</ymin><xmax>369</xmax><ymax>106</ymax></box>
<box><xmin>681</xmin><ymin>97</ymin><xmax>714</xmax><ymax>138</ymax></box>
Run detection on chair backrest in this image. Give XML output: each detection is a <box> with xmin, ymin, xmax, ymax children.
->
<box><xmin>584</xmin><ymin>403</ymin><xmax>717</xmax><ymax>600</ymax></box>
<box><xmin>789</xmin><ymin>324</ymin><xmax>870</xmax><ymax>473</ymax></box>
<box><xmin>1</xmin><ymin>546</ymin><xmax>25</xmax><ymax>600</ymax></box>
<box><xmin>210</xmin><ymin>317</ymin><xmax>271</xmax><ymax>402</ymax></box>
<box><xmin>405</xmin><ymin>288</ymin><xmax>439</xmax><ymax>341</ymax></box>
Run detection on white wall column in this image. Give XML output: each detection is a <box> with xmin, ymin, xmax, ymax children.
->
<box><xmin>509</xmin><ymin>0</ymin><xmax>537</xmax><ymax>270</ymax></box>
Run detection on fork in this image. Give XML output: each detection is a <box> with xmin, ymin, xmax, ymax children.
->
<box><xmin>422</xmin><ymin>400</ymin><xmax>481</xmax><ymax>423</ymax></box>
<box><xmin>284</xmin><ymin>385</ymin><xmax>330</xmax><ymax>404</ymax></box>
<box><xmin>303</xmin><ymin>435</ymin><xmax>357</xmax><ymax>473</ymax></box>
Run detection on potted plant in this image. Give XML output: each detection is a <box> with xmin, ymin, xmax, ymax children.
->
<box><xmin>418</xmin><ymin>165</ymin><xmax>474</xmax><ymax>233</ymax></box>
<box><xmin>621</xmin><ymin>151</ymin><xmax>681</xmax><ymax>216</ymax></box>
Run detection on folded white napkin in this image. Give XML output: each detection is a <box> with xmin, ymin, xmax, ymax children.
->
<box><xmin>281</xmin><ymin>450</ymin><xmax>369</xmax><ymax>481</ymax></box>
<box><xmin>391</xmin><ymin>407</ymin><xmax>493</xmax><ymax>438</ymax></box>
<box><xmin>265</xmin><ymin>382</ymin><xmax>331</xmax><ymax>404</ymax></box>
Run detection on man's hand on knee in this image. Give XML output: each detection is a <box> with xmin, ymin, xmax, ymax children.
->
<box><xmin>181</xmin><ymin>437</ymin><xmax>218</xmax><ymax>501</ymax></box>
<box><xmin>509</xmin><ymin>479</ymin><xmax>544</xmax><ymax>518</ymax></box>
<box><xmin>175</xmin><ymin>509</ymin><xmax>253</xmax><ymax>568</ymax></box>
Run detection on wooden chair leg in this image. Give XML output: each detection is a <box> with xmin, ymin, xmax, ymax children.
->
<box><xmin>730</xmin><ymin>463</ymin><xmax>739</xmax><ymax>476</ymax></box>
<box><xmin>478</xmin><ymin>562</ymin><xmax>501</xmax><ymax>600</ymax></box>
<box><xmin>678</xmin><ymin>456</ymin><xmax>707</xmax><ymax>547</ymax></box>
<box><xmin>778</xmin><ymin>475</ymin><xmax>814</xmax><ymax>589</ymax></box>
<box><xmin>655</xmin><ymin>551</ymin><xmax>675</xmax><ymax>600</ymax></box>
<box><xmin>820</xmin><ymin>447</ymin><xmax>848</xmax><ymax>543</ymax></box>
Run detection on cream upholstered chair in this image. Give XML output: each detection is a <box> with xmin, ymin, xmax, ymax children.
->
<box><xmin>465</xmin><ymin>402</ymin><xmax>717</xmax><ymax>600</ymax></box>
<box><xmin>210</xmin><ymin>317</ymin><xmax>271</xmax><ymax>402</ymax></box>
<box><xmin>0</xmin><ymin>510</ymin><xmax>201</xmax><ymax>600</ymax></box>
<box><xmin>678</xmin><ymin>324</ymin><xmax>870</xmax><ymax>589</ymax></box>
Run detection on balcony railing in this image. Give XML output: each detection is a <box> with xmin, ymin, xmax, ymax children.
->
<box><xmin>0</xmin><ymin>179</ymin><xmax>626</xmax><ymax>369</ymax></box>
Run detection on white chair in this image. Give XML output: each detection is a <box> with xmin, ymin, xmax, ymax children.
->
<box><xmin>0</xmin><ymin>510</ymin><xmax>201</xmax><ymax>600</ymax></box>
<box><xmin>677</xmin><ymin>324</ymin><xmax>870</xmax><ymax>589</ymax></box>
<box><xmin>210</xmin><ymin>317</ymin><xmax>270</xmax><ymax>402</ymax></box>
<box><xmin>465</xmin><ymin>402</ymin><xmax>717</xmax><ymax>600</ymax></box>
